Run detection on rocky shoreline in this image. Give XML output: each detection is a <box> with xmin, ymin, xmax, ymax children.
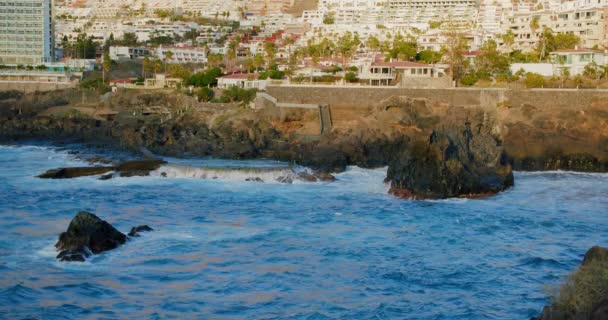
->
<box><xmin>533</xmin><ymin>246</ymin><xmax>608</xmax><ymax>320</ymax></box>
<box><xmin>1</xmin><ymin>89</ymin><xmax>607</xmax><ymax>196</ymax></box>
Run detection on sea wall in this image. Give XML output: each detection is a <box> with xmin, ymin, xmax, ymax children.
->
<box><xmin>266</xmin><ymin>85</ymin><xmax>608</xmax><ymax>110</ymax></box>
<box><xmin>0</xmin><ymin>82</ymin><xmax>76</xmax><ymax>93</ymax></box>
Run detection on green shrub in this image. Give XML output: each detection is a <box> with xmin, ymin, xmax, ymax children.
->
<box><xmin>219</xmin><ymin>86</ymin><xmax>257</xmax><ymax>105</ymax></box>
<box><xmin>460</xmin><ymin>73</ymin><xmax>478</xmax><ymax>86</ymax></box>
<box><xmin>524</xmin><ymin>72</ymin><xmax>545</xmax><ymax>88</ymax></box>
<box><xmin>344</xmin><ymin>71</ymin><xmax>358</xmax><ymax>82</ymax></box>
<box><xmin>196</xmin><ymin>87</ymin><xmax>214</xmax><ymax>102</ymax></box>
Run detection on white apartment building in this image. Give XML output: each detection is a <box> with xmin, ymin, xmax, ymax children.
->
<box><xmin>109</xmin><ymin>46</ymin><xmax>151</xmax><ymax>60</ymax></box>
<box><xmin>0</xmin><ymin>0</ymin><xmax>54</xmax><ymax>65</ymax></box>
<box><xmin>502</xmin><ymin>6</ymin><xmax>608</xmax><ymax>52</ymax></box>
<box><xmin>156</xmin><ymin>46</ymin><xmax>207</xmax><ymax>64</ymax></box>
<box><xmin>246</xmin><ymin>0</ymin><xmax>294</xmax><ymax>16</ymax></box>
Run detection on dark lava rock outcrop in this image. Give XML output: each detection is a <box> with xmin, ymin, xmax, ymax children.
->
<box><xmin>38</xmin><ymin>167</ymin><xmax>114</xmax><ymax>179</ymax></box>
<box><xmin>386</xmin><ymin>121</ymin><xmax>514</xmax><ymax>199</ymax></box>
<box><xmin>128</xmin><ymin>225</ymin><xmax>153</xmax><ymax>237</ymax></box>
<box><xmin>533</xmin><ymin>246</ymin><xmax>608</xmax><ymax>320</ymax></box>
<box><xmin>55</xmin><ymin>212</ymin><xmax>127</xmax><ymax>262</ymax></box>
<box><xmin>38</xmin><ymin>159</ymin><xmax>166</xmax><ymax>179</ymax></box>
<box><xmin>55</xmin><ymin>212</ymin><xmax>153</xmax><ymax>262</ymax></box>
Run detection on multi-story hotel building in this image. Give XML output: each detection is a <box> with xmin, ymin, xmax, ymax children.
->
<box><xmin>0</xmin><ymin>0</ymin><xmax>54</xmax><ymax>65</ymax></box>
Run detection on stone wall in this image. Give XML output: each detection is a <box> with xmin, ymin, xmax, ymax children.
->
<box><xmin>266</xmin><ymin>85</ymin><xmax>608</xmax><ymax>110</ymax></box>
<box><xmin>0</xmin><ymin>82</ymin><xmax>76</xmax><ymax>93</ymax></box>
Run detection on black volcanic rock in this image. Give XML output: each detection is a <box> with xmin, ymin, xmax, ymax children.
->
<box><xmin>38</xmin><ymin>159</ymin><xmax>166</xmax><ymax>179</ymax></box>
<box><xmin>38</xmin><ymin>167</ymin><xmax>114</xmax><ymax>179</ymax></box>
<box><xmin>533</xmin><ymin>246</ymin><xmax>608</xmax><ymax>320</ymax></box>
<box><xmin>128</xmin><ymin>225</ymin><xmax>153</xmax><ymax>237</ymax></box>
<box><xmin>116</xmin><ymin>160</ymin><xmax>166</xmax><ymax>177</ymax></box>
<box><xmin>387</xmin><ymin>121</ymin><xmax>514</xmax><ymax>199</ymax></box>
<box><xmin>55</xmin><ymin>212</ymin><xmax>127</xmax><ymax>262</ymax></box>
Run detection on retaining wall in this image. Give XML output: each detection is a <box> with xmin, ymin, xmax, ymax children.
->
<box><xmin>266</xmin><ymin>85</ymin><xmax>608</xmax><ymax>110</ymax></box>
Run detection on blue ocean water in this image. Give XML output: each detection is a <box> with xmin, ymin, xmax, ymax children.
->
<box><xmin>0</xmin><ymin>144</ymin><xmax>606</xmax><ymax>320</ymax></box>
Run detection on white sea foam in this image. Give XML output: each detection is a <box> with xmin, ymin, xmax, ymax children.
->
<box><xmin>333</xmin><ymin>166</ymin><xmax>390</xmax><ymax>195</ymax></box>
<box><xmin>516</xmin><ymin>170</ymin><xmax>608</xmax><ymax>178</ymax></box>
<box><xmin>151</xmin><ymin>164</ymin><xmax>302</xmax><ymax>183</ymax></box>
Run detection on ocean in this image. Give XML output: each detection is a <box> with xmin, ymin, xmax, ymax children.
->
<box><xmin>0</xmin><ymin>144</ymin><xmax>606</xmax><ymax>319</ymax></box>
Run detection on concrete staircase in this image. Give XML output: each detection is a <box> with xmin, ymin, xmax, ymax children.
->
<box><xmin>257</xmin><ymin>92</ymin><xmax>332</xmax><ymax>136</ymax></box>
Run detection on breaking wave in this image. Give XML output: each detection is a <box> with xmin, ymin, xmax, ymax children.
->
<box><xmin>151</xmin><ymin>164</ymin><xmax>302</xmax><ymax>183</ymax></box>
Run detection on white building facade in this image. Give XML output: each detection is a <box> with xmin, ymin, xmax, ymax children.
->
<box><xmin>0</xmin><ymin>0</ymin><xmax>54</xmax><ymax>65</ymax></box>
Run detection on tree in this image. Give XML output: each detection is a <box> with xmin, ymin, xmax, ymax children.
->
<box><xmin>226</xmin><ymin>41</ymin><xmax>238</xmax><ymax>67</ymax></box>
<box><xmin>538</xmin><ymin>29</ymin><xmax>580</xmax><ymax>60</ymax></box>
<box><xmin>323</xmin><ymin>12</ymin><xmax>335</xmax><ymax>25</ymax></box>
<box><xmin>443</xmin><ymin>25</ymin><xmax>468</xmax><ymax>80</ymax></box>
<box><xmin>344</xmin><ymin>71</ymin><xmax>358</xmax><ymax>82</ymax></box>
<box><xmin>337</xmin><ymin>32</ymin><xmax>358</xmax><ymax>62</ymax></box>
<box><xmin>207</xmin><ymin>53</ymin><xmax>223</xmax><ymax>68</ymax></box>
<box><xmin>530</xmin><ymin>16</ymin><xmax>540</xmax><ymax>38</ymax></box>
<box><xmin>121</xmin><ymin>32</ymin><xmax>138</xmax><ymax>46</ymax></box>
<box><xmin>366</xmin><ymin>35</ymin><xmax>380</xmax><ymax>53</ymax></box>
<box><xmin>219</xmin><ymin>86</ymin><xmax>257</xmax><ymax>105</ymax></box>
<box><xmin>163</xmin><ymin>50</ymin><xmax>173</xmax><ymax>74</ymax></box>
<box><xmin>102</xmin><ymin>51</ymin><xmax>112</xmax><ymax>83</ymax></box>
<box><xmin>388</xmin><ymin>34</ymin><xmax>417</xmax><ymax>61</ymax></box>
<box><xmin>476</xmin><ymin>40</ymin><xmax>510</xmax><ymax>75</ymax></box>
<box><xmin>196</xmin><ymin>87</ymin><xmax>214</xmax><ymax>102</ymax></box>
<box><xmin>501</xmin><ymin>30</ymin><xmax>515</xmax><ymax>53</ymax></box>
<box><xmin>263</xmin><ymin>42</ymin><xmax>277</xmax><ymax>67</ymax></box>
<box><xmin>186</xmin><ymin>67</ymin><xmax>223</xmax><ymax>87</ymax></box>
<box><xmin>252</xmin><ymin>53</ymin><xmax>265</xmax><ymax>72</ymax></box>
<box><xmin>416</xmin><ymin>50</ymin><xmax>442</xmax><ymax>64</ymax></box>
<box><xmin>168</xmin><ymin>64</ymin><xmax>191</xmax><ymax>80</ymax></box>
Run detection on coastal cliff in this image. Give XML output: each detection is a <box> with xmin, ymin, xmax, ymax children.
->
<box><xmin>1</xmin><ymin>89</ymin><xmax>607</xmax><ymax>175</ymax></box>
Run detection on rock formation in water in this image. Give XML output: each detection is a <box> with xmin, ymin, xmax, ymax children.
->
<box><xmin>55</xmin><ymin>212</ymin><xmax>152</xmax><ymax>262</ymax></box>
<box><xmin>386</xmin><ymin>121</ymin><xmax>514</xmax><ymax>199</ymax></box>
<box><xmin>38</xmin><ymin>159</ymin><xmax>166</xmax><ymax>179</ymax></box>
<box><xmin>533</xmin><ymin>246</ymin><xmax>608</xmax><ymax>320</ymax></box>
<box><xmin>56</xmin><ymin>212</ymin><xmax>127</xmax><ymax>262</ymax></box>
<box><xmin>128</xmin><ymin>225</ymin><xmax>153</xmax><ymax>237</ymax></box>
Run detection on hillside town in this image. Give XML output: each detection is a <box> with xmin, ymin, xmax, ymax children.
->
<box><xmin>2</xmin><ymin>0</ymin><xmax>608</xmax><ymax>99</ymax></box>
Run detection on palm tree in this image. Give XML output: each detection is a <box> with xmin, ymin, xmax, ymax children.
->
<box><xmin>501</xmin><ymin>30</ymin><xmax>515</xmax><ymax>53</ymax></box>
<box><xmin>164</xmin><ymin>50</ymin><xmax>173</xmax><ymax>74</ymax></box>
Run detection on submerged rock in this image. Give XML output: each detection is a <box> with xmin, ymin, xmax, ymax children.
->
<box><xmin>38</xmin><ymin>159</ymin><xmax>167</xmax><ymax>179</ymax></box>
<box><xmin>38</xmin><ymin>167</ymin><xmax>114</xmax><ymax>179</ymax></box>
<box><xmin>116</xmin><ymin>160</ymin><xmax>166</xmax><ymax>177</ymax></box>
<box><xmin>298</xmin><ymin>172</ymin><xmax>317</xmax><ymax>182</ymax></box>
<box><xmin>387</xmin><ymin>122</ymin><xmax>514</xmax><ymax>199</ymax></box>
<box><xmin>55</xmin><ymin>212</ymin><xmax>126</xmax><ymax>262</ymax></box>
<box><xmin>128</xmin><ymin>225</ymin><xmax>153</xmax><ymax>237</ymax></box>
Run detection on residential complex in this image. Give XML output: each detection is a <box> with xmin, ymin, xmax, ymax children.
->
<box><xmin>3</xmin><ymin>0</ymin><xmax>608</xmax><ymax>87</ymax></box>
<box><xmin>0</xmin><ymin>0</ymin><xmax>54</xmax><ymax>65</ymax></box>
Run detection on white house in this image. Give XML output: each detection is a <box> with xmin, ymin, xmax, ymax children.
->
<box><xmin>359</xmin><ymin>60</ymin><xmax>449</xmax><ymax>87</ymax></box>
<box><xmin>217</xmin><ymin>74</ymin><xmax>267</xmax><ymax>90</ymax></box>
<box><xmin>550</xmin><ymin>48</ymin><xmax>608</xmax><ymax>76</ymax></box>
